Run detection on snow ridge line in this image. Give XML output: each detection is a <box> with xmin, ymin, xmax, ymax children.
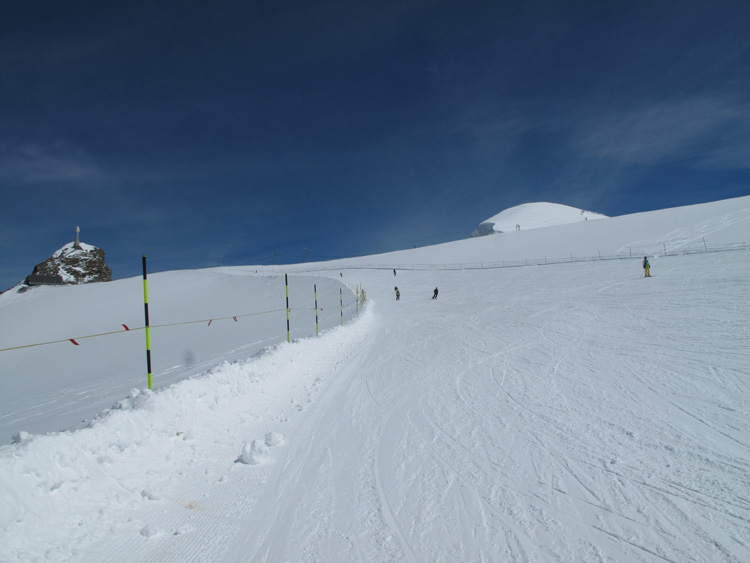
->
<box><xmin>266</xmin><ymin>243</ymin><xmax>750</xmax><ymax>275</ymax></box>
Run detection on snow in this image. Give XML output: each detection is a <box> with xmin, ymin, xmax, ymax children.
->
<box><xmin>472</xmin><ymin>202</ymin><xmax>608</xmax><ymax>236</ymax></box>
<box><xmin>0</xmin><ymin>271</ymin><xmax>356</xmax><ymax>440</ymax></box>
<box><xmin>53</xmin><ymin>242</ymin><xmax>97</xmax><ymax>256</ymax></box>
<box><xmin>237</xmin><ymin>439</ymin><xmax>272</xmax><ymax>465</ymax></box>
<box><xmin>1</xmin><ymin>196</ymin><xmax>750</xmax><ymax>562</ymax></box>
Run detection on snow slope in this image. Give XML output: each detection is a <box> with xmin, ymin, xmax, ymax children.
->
<box><xmin>318</xmin><ymin>196</ymin><xmax>748</xmax><ymax>271</ymax></box>
<box><xmin>471</xmin><ymin>202</ymin><xmax>608</xmax><ymax>236</ymax></box>
<box><xmin>1</xmin><ymin>196</ymin><xmax>749</xmax><ymax>562</ymax></box>
<box><xmin>0</xmin><ymin>271</ymin><xmax>358</xmax><ymax>441</ymax></box>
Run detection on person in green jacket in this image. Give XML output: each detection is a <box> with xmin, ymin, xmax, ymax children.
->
<box><xmin>394</xmin><ymin>286</ymin><xmax>400</xmax><ymax>300</ymax></box>
<box><xmin>643</xmin><ymin>256</ymin><xmax>651</xmax><ymax>277</ymax></box>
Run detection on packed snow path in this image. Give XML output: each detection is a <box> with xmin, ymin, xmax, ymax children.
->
<box><xmin>215</xmin><ymin>255</ymin><xmax>748</xmax><ymax>563</ymax></box>
<box><xmin>4</xmin><ymin>250</ymin><xmax>748</xmax><ymax>562</ymax></box>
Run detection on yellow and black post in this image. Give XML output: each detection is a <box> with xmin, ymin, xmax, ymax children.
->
<box><xmin>285</xmin><ymin>274</ymin><xmax>291</xmax><ymax>343</ymax></box>
<box><xmin>314</xmin><ymin>284</ymin><xmax>319</xmax><ymax>336</ymax></box>
<box><xmin>142</xmin><ymin>255</ymin><xmax>153</xmax><ymax>390</ymax></box>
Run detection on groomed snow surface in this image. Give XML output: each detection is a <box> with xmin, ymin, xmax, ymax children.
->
<box><xmin>1</xmin><ymin>196</ymin><xmax>750</xmax><ymax>562</ymax></box>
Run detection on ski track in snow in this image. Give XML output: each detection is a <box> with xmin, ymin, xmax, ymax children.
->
<box><xmin>2</xmin><ymin>199</ymin><xmax>750</xmax><ymax>562</ymax></box>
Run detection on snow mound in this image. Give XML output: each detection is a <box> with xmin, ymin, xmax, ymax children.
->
<box><xmin>265</xmin><ymin>432</ymin><xmax>284</xmax><ymax>447</ymax></box>
<box><xmin>471</xmin><ymin>202</ymin><xmax>608</xmax><ymax>236</ymax></box>
<box><xmin>237</xmin><ymin>439</ymin><xmax>270</xmax><ymax>465</ymax></box>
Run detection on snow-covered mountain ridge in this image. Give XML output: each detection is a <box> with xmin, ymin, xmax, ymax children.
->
<box><xmin>290</xmin><ymin>195</ymin><xmax>749</xmax><ymax>271</ymax></box>
<box><xmin>471</xmin><ymin>202</ymin><xmax>608</xmax><ymax>237</ymax></box>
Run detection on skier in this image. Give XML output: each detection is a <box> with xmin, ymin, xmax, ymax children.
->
<box><xmin>432</xmin><ymin>287</ymin><xmax>438</xmax><ymax>299</ymax></box>
<box><xmin>643</xmin><ymin>256</ymin><xmax>651</xmax><ymax>277</ymax></box>
<box><xmin>393</xmin><ymin>269</ymin><xmax>397</xmax><ymax>276</ymax></box>
<box><xmin>394</xmin><ymin>286</ymin><xmax>400</xmax><ymax>300</ymax></box>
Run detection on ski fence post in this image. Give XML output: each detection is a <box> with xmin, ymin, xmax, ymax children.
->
<box><xmin>340</xmin><ymin>288</ymin><xmax>343</xmax><ymax>326</ymax></box>
<box><xmin>285</xmin><ymin>274</ymin><xmax>291</xmax><ymax>343</ymax></box>
<box><xmin>703</xmin><ymin>237</ymin><xmax>708</xmax><ymax>252</ymax></box>
<box><xmin>314</xmin><ymin>283</ymin><xmax>319</xmax><ymax>336</ymax></box>
<box><xmin>142</xmin><ymin>255</ymin><xmax>153</xmax><ymax>390</ymax></box>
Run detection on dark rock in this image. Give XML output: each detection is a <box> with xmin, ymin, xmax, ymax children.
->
<box><xmin>27</xmin><ymin>242</ymin><xmax>112</xmax><ymax>285</ymax></box>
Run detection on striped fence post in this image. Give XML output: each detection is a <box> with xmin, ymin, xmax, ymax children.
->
<box><xmin>142</xmin><ymin>255</ymin><xmax>153</xmax><ymax>390</ymax></box>
<box><xmin>285</xmin><ymin>274</ymin><xmax>290</xmax><ymax>343</ymax></box>
<box><xmin>314</xmin><ymin>284</ymin><xmax>319</xmax><ymax>336</ymax></box>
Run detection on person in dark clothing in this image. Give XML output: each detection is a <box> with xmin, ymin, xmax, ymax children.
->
<box><xmin>393</xmin><ymin>269</ymin><xmax>397</xmax><ymax>276</ymax></box>
<box><xmin>432</xmin><ymin>287</ymin><xmax>438</xmax><ymax>299</ymax></box>
<box><xmin>395</xmin><ymin>286</ymin><xmax>400</xmax><ymax>300</ymax></box>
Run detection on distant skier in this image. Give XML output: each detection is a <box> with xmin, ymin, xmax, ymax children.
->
<box><xmin>432</xmin><ymin>287</ymin><xmax>438</xmax><ymax>299</ymax></box>
<box><xmin>643</xmin><ymin>256</ymin><xmax>651</xmax><ymax>277</ymax></box>
<box><xmin>393</xmin><ymin>269</ymin><xmax>397</xmax><ymax>276</ymax></box>
<box><xmin>395</xmin><ymin>286</ymin><xmax>400</xmax><ymax>301</ymax></box>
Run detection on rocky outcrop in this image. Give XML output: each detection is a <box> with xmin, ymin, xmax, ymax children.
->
<box><xmin>27</xmin><ymin>242</ymin><xmax>112</xmax><ymax>285</ymax></box>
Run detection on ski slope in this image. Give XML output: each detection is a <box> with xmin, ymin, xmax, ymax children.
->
<box><xmin>1</xmin><ymin>197</ymin><xmax>750</xmax><ymax>562</ymax></box>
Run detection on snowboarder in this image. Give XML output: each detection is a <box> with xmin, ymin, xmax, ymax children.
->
<box><xmin>432</xmin><ymin>287</ymin><xmax>438</xmax><ymax>300</ymax></box>
<box><xmin>394</xmin><ymin>286</ymin><xmax>400</xmax><ymax>300</ymax></box>
<box><xmin>643</xmin><ymin>256</ymin><xmax>651</xmax><ymax>277</ymax></box>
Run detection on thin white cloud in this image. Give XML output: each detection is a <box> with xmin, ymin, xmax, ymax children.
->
<box><xmin>0</xmin><ymin>142</ymin><xmax>101</xmax><ymax>184</ymax></box>
<box><xmin>695</xmin><ymin>130</ymin><xmax>750</xmax><ymax>169</ymax></box>
<box><xmin>573</xmin><ymin>96</ymin><xmax>750</xmax><ymax>168</ymax></box>
<box><xmin>446</xmin><ymin>100</ymin><xmax>534</xmax><ymax>166</ymax></box>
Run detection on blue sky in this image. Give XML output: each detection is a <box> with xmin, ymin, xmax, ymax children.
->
<box><xmin>1</xmin><ymin>0</ymin><xmax>749</xmax><ymax>290</ymax></box>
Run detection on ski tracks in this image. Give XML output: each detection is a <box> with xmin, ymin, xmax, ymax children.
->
<box><xmin>72</xmin><ymin>255</ymin><xmax>750</xmax><ymax>563</ymax></box>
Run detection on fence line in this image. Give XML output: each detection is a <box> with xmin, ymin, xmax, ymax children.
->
<box><xmin>4</xmin><ymin>240</ymin><xmax>744</xmax><ymax>352</ymax></box>
<box><xmin>0</xmin><ymin>303</ymin><xmax>359</xmax><ymax>353</ymax></box>
<box><xmin>272</xmin><ymin>240</ymin><xmax>749</xmax><ymax>275</ymax></box>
